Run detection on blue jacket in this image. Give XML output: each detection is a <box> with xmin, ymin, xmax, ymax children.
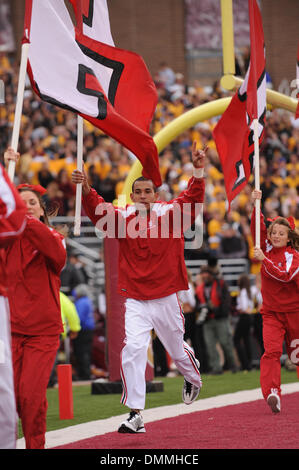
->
<box><xmin>75</xmin><ymin>296</ymin><xmax>95</xmax><ymax>331</ymax></box>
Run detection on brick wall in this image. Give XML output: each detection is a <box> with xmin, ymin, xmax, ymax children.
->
<box><xmin>108</xmin><ymin>0</ymin><xmax>186</xmax><ymax>78</ymax></box>
<box><xmin>261</xmin><ymin>0</ymin><xmax>299</xmax><ymax>90</ymax></box>
<box><xmin>10</xmin><ymin>0</ymin><xmax>25</xmax><ymax>59</ymax></box>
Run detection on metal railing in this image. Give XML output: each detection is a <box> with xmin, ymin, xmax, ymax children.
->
<box><xmin>185</xmin><ymin>258</ymin><xmax>251</xmax><ymax>291</ymax></box>
<box><xmin>51</xmin><ymin>216</ymin><xmax>251</xmax><ymax>297</ymax></box>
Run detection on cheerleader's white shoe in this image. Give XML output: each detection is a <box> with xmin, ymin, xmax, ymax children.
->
<box><xmin>118</xmin><ymin>411</ymin><xmax>146</xmax><ymax>433</ymax></box>
<box><xmin>182</xmin><ymin>358</ymin><xmax>202</xmax><ymax>405</ymax></box>
<box><xmin>267</xmin><ymin>390</ymin><xmax>281</xmax><ymax>414</ymax></box>
<box><xmin>182</xmin><ymin>379</ymin><xmax>200</xmax><ymax>405</ymax></box>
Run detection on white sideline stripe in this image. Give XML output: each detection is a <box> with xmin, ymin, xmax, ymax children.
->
<box><xmin>16</xmin><ymin>382</ymin><xmax>299</xmax><ymax>449</ymax></box>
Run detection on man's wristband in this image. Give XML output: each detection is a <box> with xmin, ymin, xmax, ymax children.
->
<box><xmin>193</xmin><ymin>167</ymin><xmax>204</xmax><ymax>178</ymax></box>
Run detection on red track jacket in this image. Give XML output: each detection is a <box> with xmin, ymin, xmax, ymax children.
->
<box><xmin>3</xmin><ymin>216</ymin><xmax>66</xmax><ymax>335</ymax></box>
<box><xmin>251</xmin><ymin>211</ymin><xmax>299</xmax><ymax>313</ymax></box>
<box><xmin>83</xmin><ymin>176</ymin><xmax>205</xmax><ymax>300</ymax></box>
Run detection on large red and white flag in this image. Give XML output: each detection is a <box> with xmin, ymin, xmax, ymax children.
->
<box><xmin>23</xmin><ymin>0</ymin><xmax>162</xmax><ymax>187</ymax></box>
<box><xmin>296</xmin><ymin>43</ymin><xmax>299</xmax><ymax>119</ymax></box>
<box><xmin>213</xmin><ymin>0</ymin><xmax>266</xmax><ymax>206</ymax></box>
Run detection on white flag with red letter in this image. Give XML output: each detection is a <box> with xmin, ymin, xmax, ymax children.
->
<box><xmin>23</xmin><ymin>0</ymin><xmax>162</xmax><ymax>187</ymax></box>
<box><xmin>213</xmin><ymin>0</ymin><xmax>266</xmax><ymax>206</ymax></box>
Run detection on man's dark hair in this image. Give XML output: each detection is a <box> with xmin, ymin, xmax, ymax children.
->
<box><xmin>200</xmin><ymin>265</ymin><xmax>215</xmax><ymax>276</ymax></box>
<box><xmin>132</xmin><ymin>176</ymin><xmax>157</xmax><ymax>193</ymax></box>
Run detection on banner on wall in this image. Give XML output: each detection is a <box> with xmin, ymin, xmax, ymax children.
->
<box><xmin>185</xmin><ymin>0</ymin><xmax>251</xmax><ymax>51</ymax></box>
<box><xmin>0</xmin><ymin>0</ymin><xmax>15</xmax><ymax>52</ymax></box>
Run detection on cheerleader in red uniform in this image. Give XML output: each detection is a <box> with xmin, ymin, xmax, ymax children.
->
<box><xmin>251</xmin><ymin>189</ymin><xmax>299</xmax><ymax>414</ymax></box>
<box><xmin>3</xmin><ymin>152</ymin><xmax>66</xmax><ymax>448</ymax></box>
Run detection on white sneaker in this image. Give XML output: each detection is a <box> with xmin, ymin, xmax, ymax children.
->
<box><xmin>267</xmin><ymin>390</ymin><xmax>281</xmax><ymax>414</ymax></box>
<box><xmin>118</xmin><ymin>411</ymin><xmax>146</xmax><ymax>433</ymax></box>
<box><xmin>182</xmin><ymin>357</ymin><xmax>202</xmax><ymax>405</ymax></box>
<box><xmin>182</xmin><ymin>379</ymin><xmax>201</xmax><ymax>405</ymax></box>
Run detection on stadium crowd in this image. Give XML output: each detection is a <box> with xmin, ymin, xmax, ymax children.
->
<box><xmin>1</xmin><ymin>53</ymin><xmax>298</xmax><ymax>377</ymax></box>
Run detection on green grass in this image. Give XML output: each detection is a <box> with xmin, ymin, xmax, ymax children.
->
<box><xmin>28</xmin><ymin>368</ymin><xmax>297</xmax><ymax>436</ymax></box>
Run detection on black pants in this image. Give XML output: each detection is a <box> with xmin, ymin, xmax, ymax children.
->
<box><xmin>184</xmin><ymin>313</ymin><xmax>210</xmax><ymax>373</ymax></box>
<box><xmin>252</xmin><ymin>313</ymin><xmax>264</xmax><ymax>356</ymax></box>
<box><xmin>233</xmin><ymin>314</ymin><xmax>252</xmax><ymax>371</ymax></box>
<box><xmin>153</xmin><ymin>335</ymin><xmax>169</xmax><ymax>376</ymax></box>
<box><xmin>73</xmin><ymin>329</ymin><xmax>94</xmax><ymax>380</ymax></box>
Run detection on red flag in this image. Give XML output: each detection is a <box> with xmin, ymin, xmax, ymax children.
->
<box><xmin>213</xmin><ymin>0</ymin><xmax>266</xmax><ymax>206</ymax></box>
<box><xmin>296</xmin><ymin>43</ymin><xmax>299</xmax><ymax>119</ymax></box>
<box><xmin>23</xmin><ymin>0</ymin><xmax>162</xmax><ymax>187</ymax></box>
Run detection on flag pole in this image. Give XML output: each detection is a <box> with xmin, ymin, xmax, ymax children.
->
<box><xmin>74</xmin><ymin>115</ymin><xmax>83</xmax><ymax>236</ymax></box>
<box><xmin>8</xmin><ymin>42</ymin><xmax>30</xmax><ymax>182</ymax></box>
<box><xmin>253</xmin><ymin>118</ymin><xmax>261</xmax><ymax>248</ymax></box>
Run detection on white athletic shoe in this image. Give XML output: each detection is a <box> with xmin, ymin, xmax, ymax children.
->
<box><xmin>267</xmin><ymin>389</ymin><xmax>281</xmax><ymax>414</ymax></box>
<box><xmin>118</xmin><ymin>411</ymin><xmax>146</xmax><ymax>433</ymax></box>
<box><xmin>182</xmin><ymin>358</ymin><xmax>202</xmax><ymax>405</ymax></box>
<box><xmin>182</xmin><ymin>379</ymin><xmax>201</xmax><ymax>405</ymax></box>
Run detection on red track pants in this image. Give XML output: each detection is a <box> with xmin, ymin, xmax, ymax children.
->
<box><xmin>12</xmin><ymin>333</ymin><xmax>59</xmax><ymax>449</ymax></box>
<box><xmin>260</xmin><ymin>310</ymin><xmax>299</xmax><ymax>401</ymax></box>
